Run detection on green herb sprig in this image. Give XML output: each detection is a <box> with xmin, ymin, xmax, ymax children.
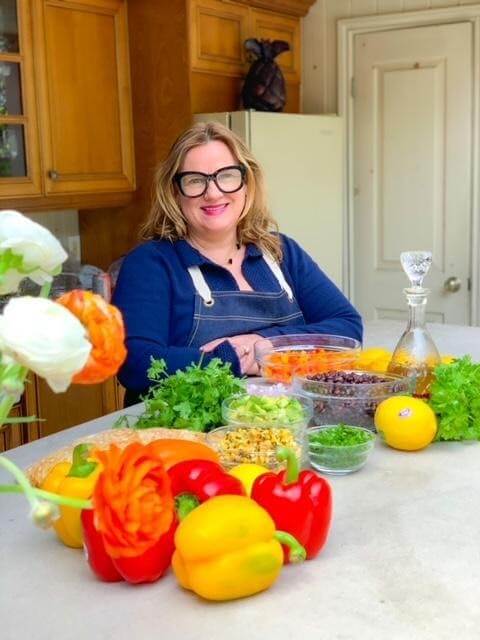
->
<box><xmin>429</xmin><ymin>356</ymin><xmax>480</xmax><ymax>441</ymax></box>
<box><xmin>134</xmin><ymin>357</ymin><xmax>246</xmax><ymax>432</ymax></box>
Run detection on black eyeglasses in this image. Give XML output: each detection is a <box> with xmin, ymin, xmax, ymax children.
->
<box><xmin>174</xmin><ymin>165</ymin><xmax>246</xmax><ymax>198</ymax></box>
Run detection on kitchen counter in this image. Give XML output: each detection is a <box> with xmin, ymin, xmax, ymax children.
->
<box><xmin>1</xmin><ymin>320</ymin><xmax>480</xmax><ymax>640</ymax></box>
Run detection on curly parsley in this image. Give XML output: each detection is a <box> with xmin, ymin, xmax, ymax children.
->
<box><xmin>429</xmin><ymin>356</ymin><xmax>480</xmax><ymax>441</ymax></box>
<box><xmin>134</xmin><ymin>357</ymin><xmax>246</xmax><ymax>432</ymax></box>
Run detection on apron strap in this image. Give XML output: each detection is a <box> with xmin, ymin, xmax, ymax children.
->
<box><xmin>187</xmin><ymin>266</ymin><xmax>214</xmax><ymax>306</ymax></box>
<box><xmin>262</xmin><ymin>253</ymin><xmax>294</xmax><ymax>301</ymax></box>
<box><xmin>187</xmin><ymin>252</ymin><xmax>294</xmax><ymax>303</ymax></box>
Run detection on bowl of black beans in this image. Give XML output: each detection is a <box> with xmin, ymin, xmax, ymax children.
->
<box><xmin>293</xmin><ymin>370</ymin><xmax>415</xmax><ymax>431</ymax></box>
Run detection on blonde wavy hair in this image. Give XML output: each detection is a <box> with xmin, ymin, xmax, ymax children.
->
<box><xmin>140</xmin><ymin>121</ymin><xmax>282</xmax><ymax>261</ymax></box>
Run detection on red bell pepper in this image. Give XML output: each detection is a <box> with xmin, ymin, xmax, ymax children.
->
<box><xmin>81</xmin><ymin>508</ymin><xmax>177</xmax><ymax>584</ymax></box>
<box><xmin>111</xmin><ymin>517</ymin><xmax>177</xmax><ymax>584</ymax></box>
<box><xmin>168</xmin><ymin>459</ymin><xmax>245</xmax><ymax>517</ymax></box>
<box><xmin>81</xmin><ymin>509</ymin><xmax>123</xmax><ymax>582</ymax></box>
<box><xmin>251</xmin><ymin>447</ymin><xmax>332</xmax><ymax>563</ymax></box>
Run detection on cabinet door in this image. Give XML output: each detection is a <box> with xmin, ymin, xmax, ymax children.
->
<box><xmin>250</xmin><ymin>9</ymin><xmax>300</xmax><ymax>81</ymax></box>
<box><xmin>189</xmin><ymin>0</ymin><xmax>250</xmax><ymax>77</ymax></box>
<box><xmin>33</xmin><ymin>0</ymin><xmax>135</xmax><ymax>195</ymax></box>
<box><xmin>0</xmin><ymin>0</ymin><xmax>42</xmax><ymax>197</ymax></box>
<box><xmin>28</xmin><ymin>376</ymin><xmax>122</xmax><ymax>438</ymax></box>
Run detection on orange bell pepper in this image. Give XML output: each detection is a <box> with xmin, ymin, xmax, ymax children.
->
<box><xmin>146</xmin><ymin>438</ymin><xmax>220</xmax><ymax>470</ymax></box>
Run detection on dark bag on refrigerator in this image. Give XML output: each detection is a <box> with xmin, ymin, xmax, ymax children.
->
<box><xmin>241</xmin><ymin>39</ymin><xmax>290</xmax><ymax>112</ymax></box>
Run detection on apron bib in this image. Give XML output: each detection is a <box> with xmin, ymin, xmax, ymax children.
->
<box><xmin>186</xmin><ymin>253</ymin><xmax>305</xmax><ymax>348</ymax></box>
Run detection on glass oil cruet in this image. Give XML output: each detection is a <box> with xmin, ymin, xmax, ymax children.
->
<box><xmin>387</xmin><ymin>250</ymin><xmax>441</xmax><ymax>398</ymax></box>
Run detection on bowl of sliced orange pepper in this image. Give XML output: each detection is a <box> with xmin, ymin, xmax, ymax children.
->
<box><xmin>255</xmin><ymin>334</ymin><xmax>361</xmax><ymax>384</ymax></box>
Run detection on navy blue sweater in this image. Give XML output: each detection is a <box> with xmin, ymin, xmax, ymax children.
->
<box><xmin>113</xmin><ymin>235</ymin><xmax>363</xmax><ymax>395</ymax></box>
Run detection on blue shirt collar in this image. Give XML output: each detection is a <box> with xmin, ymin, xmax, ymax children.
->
<box><xmin>175</xmin><ymin>238</ymin><xmax>263</xmax><ymax>268</ymax></box>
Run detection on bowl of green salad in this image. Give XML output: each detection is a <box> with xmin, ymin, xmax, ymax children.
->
<box><xmin>308</xmin><ymin>424</ymin><xmax>376</xmax><ymax>475</ymax></box>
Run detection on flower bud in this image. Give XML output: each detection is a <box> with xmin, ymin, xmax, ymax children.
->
<box><xmin>31</xmin><ymin>501</ymin><xmax>60</xmax><ymax>530</ymax></box>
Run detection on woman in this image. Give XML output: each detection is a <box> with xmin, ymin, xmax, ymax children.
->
<box><xmin>113</xmin><ymin>122</ymin><xmax>362</xmax><ymax>405</ymax></box>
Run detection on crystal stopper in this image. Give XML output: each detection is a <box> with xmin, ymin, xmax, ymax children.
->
<box><xmin>400</xmin><ymin>251</ymin><xmax>432</xmax><ymax>290</ymax></box>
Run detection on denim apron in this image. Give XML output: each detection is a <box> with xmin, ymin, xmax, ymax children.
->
<box><xmin>186</xmin><ymin>253</ymin><xmax>305</xmax><ymax>347</ymax></box>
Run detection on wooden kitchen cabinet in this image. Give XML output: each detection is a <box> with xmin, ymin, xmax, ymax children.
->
<box><xmin>0</xmin><ymin>0</ymin><xmax>42</xmax><ymax>198</ymax></box>
<box><xmin>0</xmin><ymin>0</ymin><xmax>135</xmax><ymax>209</ymax></box>
<box><xmin>20</xmin><ymin>373</ymin><xmax>124</xmax><ymax>441</ymax></box>
<box><xmin>189</xmin><ymin>0</ymin><xmax>302</xmax><ymax>113</ymax></box>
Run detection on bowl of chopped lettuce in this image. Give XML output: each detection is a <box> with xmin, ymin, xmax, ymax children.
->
<box><xmin>308</xmin><ymin>424</ymin><xmax>376</xmax><ymax>475</ymax></box>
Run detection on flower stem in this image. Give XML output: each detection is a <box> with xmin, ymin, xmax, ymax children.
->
<box><xmin>40</xmin><ymin>281</ymin><xmax>52</xmax><ymax>298</ymax></box>
<box><xmin>0</xmin><ymin>483</ymin><xmax>92</xmax><ymax>509</ymax></box>
<box><xmin>0</xmin><ymin>454</ymin><xmax>39</xmax><ymax>511</ymax></box>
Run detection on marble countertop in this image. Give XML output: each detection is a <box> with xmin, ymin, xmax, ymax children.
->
<box><xmin>1</xmin><ymin>320</ymin><xmax>480</xmax><ymax>640</ymax></box>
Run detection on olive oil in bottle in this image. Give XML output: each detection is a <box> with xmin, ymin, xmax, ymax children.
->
<box><xmin>387</xmin><ymin>251</ymin><xmax>440</xmax><ymax>399</ymax></box>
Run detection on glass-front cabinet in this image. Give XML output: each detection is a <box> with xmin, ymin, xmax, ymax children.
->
<box><xmin>0</xmin><ymin>0</ymin><xmax>41</xmax><ymax>196</ymax></box>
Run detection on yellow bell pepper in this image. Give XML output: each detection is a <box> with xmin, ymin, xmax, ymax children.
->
<box><xmin>40</xmin><ymin>444</ymin><xmax>100</xmax><ymax>548</ymax></box>
<box><xmin>172</xmin><ymin>494</ymin><xmax>305</xmax><ymax>601</ymax></box>
<box><xmin>229</xmin><ymin>463</ymin><xmax>269</xmax><ymax>496</ymax></box>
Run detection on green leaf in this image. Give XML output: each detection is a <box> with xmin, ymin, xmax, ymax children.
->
<box><xmin>135</xmin><ymin>357</ymin><xmax>246</xmax><ymax>432</ymax></box>
<box><xmin>429</xmin><ymin>356</ymin><xmax>480</xmax><ymax>441</ymax></box>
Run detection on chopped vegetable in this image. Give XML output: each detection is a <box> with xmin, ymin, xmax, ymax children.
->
<box><xmin>135</xmin><ymin>358</ymin><xmax>245</xmax><ymax>432</ymax></box>
<box><xmin>212</xmin><ymin>427</ymin><xmax>300</xmax><ymax>467</ymax></box>
<box><xmin>262</xmin><ymin>348</ymin><xmax>357</xmax><ymax>383</ymax></box>
<box><xmin>225</xmin><ymin>394</ymin><xmax>306</xmax><ymax>426</ymax></box>
<box><xmin>429</xmin><ymin>356</ymin><xmax>480</xmax><ymax>441</ymax></box>
<box><xmin>308</xmin><ymin>424</ymin><xmax>374</xmax><ymax>447</ymax></box>
<box><xmin>308</xmin><ymin>425</ymin><xmax>375</xmax><ymax>473</ymax></box>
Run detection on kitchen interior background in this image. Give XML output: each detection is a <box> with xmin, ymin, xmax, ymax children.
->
<box><xmin>2</xmin><ymin>0</ymin><xmax>479</xmax><ymax>451</ymax></box>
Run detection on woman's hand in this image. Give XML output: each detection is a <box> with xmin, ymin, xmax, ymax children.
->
<box><xmin>201</xmin><ymin>334</ymin><xmax>262</xmax><ymax>375</ymax></box>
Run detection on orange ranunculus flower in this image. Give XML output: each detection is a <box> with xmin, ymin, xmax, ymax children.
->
<box><xmin>56</xmin><ymin>290</ymin><xmax>127</xmax><ymax>384</ymax></box>
<box><xmin>92</xmin><ymin>443</ymin><xmax>175</xmax><ymax>559</ymax></box>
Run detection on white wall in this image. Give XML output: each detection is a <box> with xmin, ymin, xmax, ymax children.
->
<box><xmin>303</xmin><ymin>0</ymin><xmax>480</xmax><ymax>114</ymax></box>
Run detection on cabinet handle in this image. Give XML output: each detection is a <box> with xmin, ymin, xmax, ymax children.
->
<box><xmin>48</xmin><ymin>169</ymin><xmax>60</xmax><ymax>180</ymax></box>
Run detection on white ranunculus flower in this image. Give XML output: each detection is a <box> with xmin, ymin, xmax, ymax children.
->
<box><xmin>0</xmin><ymin>297</ymin><xmax>91</xmax><ymax>392</ymax></box>
<box><xmin>0</xmin><ymin>210</ymin><xmax>68</xmax><ymax>294</ymax></box>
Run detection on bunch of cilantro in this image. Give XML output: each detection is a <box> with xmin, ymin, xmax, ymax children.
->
<box><xmin>429</xmin><ymin>356</ymin><xmax>480</xmax><ymax>441</ymax></box>
<box><xmin>134</xmin><ymin>357</ymin><xmax>246</xmax><ymax>432</ymax></box>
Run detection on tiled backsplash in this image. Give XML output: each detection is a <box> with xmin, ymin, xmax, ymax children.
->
<box><xmin>25</xmin><ymin>209</ymin><xmax>81</xmax><ymax>265</ymax></box>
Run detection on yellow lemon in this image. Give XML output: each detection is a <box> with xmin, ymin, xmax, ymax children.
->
<box><xmin>229</xmin><ymin>463</ymin><xmax>269</xmax><ymax>495</ymax></box>
<box><xmin>374</xmin><ymin>395</ymin><xmax>437</xmax><ymax>451</ymax></box>
<box><xmin>357</xmin><ymin>348</ymin><xmax>392</xmax><ymax>371</ymax></box>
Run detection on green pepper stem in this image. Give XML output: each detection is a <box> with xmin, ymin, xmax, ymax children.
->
<box><xmin>274</xmin><ymin>530</ymin><xmax>307</xmax><ymax>563</ymax></box>
<box><xmin>67</xmin><ymin>443</ymin><xmax>97</xmax><ymax>478</ymax></box>
<box><xmin>0</xmin><ymin>484</ymin><xmax>93</xmax><ymax>509</ymax></box>
<box><xmin>175</xmin><ymin>493</ymin><xmax>200</xmax><ymax>521</ymax></box>
<box><xmin>276</xmin><ymin>447</ymin><xmax>299</xmax><ymax>484</ymax></box>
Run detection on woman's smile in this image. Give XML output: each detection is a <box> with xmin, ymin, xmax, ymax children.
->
<box><xmin>201</xmin><ymin>203</ymin><xmax>229</xmax><ymax>216</ymax></box>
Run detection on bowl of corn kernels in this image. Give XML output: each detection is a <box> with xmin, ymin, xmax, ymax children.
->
<box><xmin>206</xmin><ymin>392</ymin><xmax>313</xmax><ymax>469</ymax></box>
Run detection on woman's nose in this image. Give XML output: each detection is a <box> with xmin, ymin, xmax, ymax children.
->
<box><xmin>203</xmin><ymin>178</ymin><xmax>223</xmax><ymax>199</ymax></box>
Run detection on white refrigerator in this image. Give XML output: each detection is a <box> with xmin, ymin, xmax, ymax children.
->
<box><xmin>194</xmin><ymin>111</ymin><xmax>345</xmax><ymax>289</ymax></box>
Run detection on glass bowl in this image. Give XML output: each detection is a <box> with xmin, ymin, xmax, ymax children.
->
<box><xmin>222</xmin><ymin>392</ymin><xmax>313</xmax><ymax>429</ymax></box>
<box><xmin>255</xmin><ymin>334</ymin><xmax>361</xmax><ymax>384</ymax></box>
<box><xmin>293</xmin><ymin>370</ymin><xmax>415</xmax><ymax>431</ymax></box>
<box><xmin>220</xmin><ymin>392</ymin><xmax>313</xmax><ymax>468</ymax></box>
<box><xmin>308</xmin><ymin>425</ymin><xmax>376</xmax><ymax>475</ymax></box>
<box><xmin>245</xmin><ymin>378</ymin><xmax>292</xmax><ymax>397</ymax></box>
<box><xmin>206</xmin><ymin>424</ymin><xmax>303</xmax><ymax>470</ymax></box>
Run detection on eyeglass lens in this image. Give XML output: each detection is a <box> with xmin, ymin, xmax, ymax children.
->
<box><xmin>179</xmin><ymin>167</ymin><xmax>244</xmax><ymax>197</ymax></box>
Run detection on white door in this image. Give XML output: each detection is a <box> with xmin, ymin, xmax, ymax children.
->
<box><xmin>353</xmin><ymin>22</ymin><xmax>472</xmax><ymax>324</ymax></box>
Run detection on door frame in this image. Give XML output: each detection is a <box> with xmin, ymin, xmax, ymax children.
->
<box><xmin>338</xmin><ymin>5</ymin><xmax>480</xmax><ymax>326</ymax></box>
